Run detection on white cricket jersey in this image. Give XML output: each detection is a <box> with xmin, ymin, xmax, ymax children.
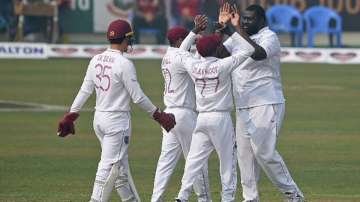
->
<box><xmin>70</xmin><ymin>49</ymin><xmax>157</xmax><ymax>114</ymax></box>
<box><xmin>180</xmin><ymin>31</ymin><xmax>201</xmax><ymax>59</ymax></box>
<box><xmin>161</xmin><ymin>47</ymin><xmax>196</xmax><ymax>110</ymax></box>
<box><xmin>179</xmin><ymin>33</ymin><xmax>255</xmax><ymax>112</ymax></box>
<box><xmin>224</xmin><ymin>27</ymin><xmax>285</xmax><ymax>109</ymax></box>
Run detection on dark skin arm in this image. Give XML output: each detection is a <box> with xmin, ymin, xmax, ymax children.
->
<box><xmin>234</xmin><ymin>25</ymin><xmax>267</xmax><ymax>60</ymax></box>
<box><xmin>192</xmin><ymin>15</ymin><xmax>208</xmax><ymax>34</ymax></box>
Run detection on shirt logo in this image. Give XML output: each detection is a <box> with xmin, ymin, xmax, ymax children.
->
<box><xmin>124</xmin><ymin>136</ymin><xmax>129</xmax><ymax>144</ymax></box>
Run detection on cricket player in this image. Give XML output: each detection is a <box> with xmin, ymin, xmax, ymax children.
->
<box><xmin>151</xmin><ymin>18</ymin><xmax>212</xmax><ymax>202</ymax></box>
<box><xmin>57</xmin><ymin>19</ymin><xmax>176</xmax><ymax>202</ymax></box>
<box><xmin>219</xmin><ymin>4</ymin><xmax>305</xmax><ymax>202</ymax></box>
<box><xmin>175</xmin><ymin>27</ymin><xmax>255</xmax><ymax>201</ymax></box>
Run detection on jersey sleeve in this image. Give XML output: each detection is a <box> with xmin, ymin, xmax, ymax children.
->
<box><xmin>70</xmin><ymin>63</ymin><xmax>95</xmax><ymax>112</ymax></box>
<box><xmin>177</xmin><ymin>49</ymin><xmax>195</xmax><ymax>73</ymax></box>
<box><xmin>223</xmin><ymin>36</ymin><xmax>235</xmax><ymax>54</ymax></box>
<box><xmin>122</xmin><ymin>60</ymin><xmax>157</xmax><ymax>115</ymax></box>
<box><xmin>258</xmin><ymin>32</ymin><xmax>281</xmax><ymax>58</ymax></box>
<box><xmin>179</xmin><ymin>31</ymin><xmax>197</xmax><ymax>51</ymax></box>
<box><xmin>219</xmin><ymin>33</ymin><xmax>255</xmax><ymax>73</ymax></box>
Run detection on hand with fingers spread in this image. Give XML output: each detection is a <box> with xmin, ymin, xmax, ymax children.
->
<box><xmin>152</xmin><ymin>109</ymin><xmax>176</xmax><ymax>132</ymax></box>
<box><xmin>193</xmin><ymin>15</ymin><xmax>208</xmax><ymax>34</ymax></box>
<box><xmin>218</xmin><ymin>2</ymin><xmax>231</xmax><ymax>25</ymax></box>
<box><xmin>230</xmin><ymin>4</ymin><xmax>241</xmax><ymax>28</ymax></box>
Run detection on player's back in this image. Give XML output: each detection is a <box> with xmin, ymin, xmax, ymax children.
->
<box><xmin>161</xmin><ymin>47</ymin><xmax>196</xmax><ymax>110</ymax></box>
<box><xmin>183</xmin><ymin>56</ymin><xmax>235</xmax><ymax>113</ymax></box>
<box><xmin>87</xmin><ymin>49</ymin><xmax>134</xmax><ymax>112</ymax></box>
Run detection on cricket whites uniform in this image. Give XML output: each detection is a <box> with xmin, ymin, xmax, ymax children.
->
<box><xmin>176</xmin><ymin>32</ymin><xmax>255</xmax><ymax>202</ymax></box>
<box><xmin>70</xmin><ymin>49</ymin><xmax>157</xmax><ymax>202</ymax></box>
<box><xmin>151</xmin><ymin>47</ymin><xmax>212</xmax><ymax>202</ymax></box>
<box><xmin>224</xmin><ymin>27</ymin><xmax>304</xmax><ymax>201</ymax></box>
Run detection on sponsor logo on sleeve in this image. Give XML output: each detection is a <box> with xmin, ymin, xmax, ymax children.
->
<box><xmin>124</xmin><ymin>136</ymin><xmax>129</xmax><ymax>144</ymax></box>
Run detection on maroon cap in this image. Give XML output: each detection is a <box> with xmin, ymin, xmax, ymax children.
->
<box><xmin>196</xmin><ymin>34</ymin><xmax>222</xmax><ymax>57</ymax></box>
<box><xmin>107</xmin><ymin>19</ymin><xmax>134</xmax><ymax>40</ymax></box>
<box><xmin>167</xmin><ymin>26</ymin><xmax>189</xmax><ymax>45</ymax></box>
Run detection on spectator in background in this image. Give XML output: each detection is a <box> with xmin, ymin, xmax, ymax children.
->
<box><xmin>15</xmin><ymin>0</ymin><xmax>69</xmax><ymax>42</ymax></box>
<box><xmin>176</xmin><ymin>0</ymin><xmax>201</xmax><ymax>30</ymax></box>
<box><xmin>107</xmin><ymin>0</ymin><xmax>134</xmax><ymax>21</ymax></box>
<box><xmin>132</xmin><ymin>0</ymin><xmax>168</xmax><ymax>44</ymax></box>
<box><xmin>201</xmin><ymin>0</ymin><xmax>221</xmax><ymax>32</ymax></box>
<box><xmin>0</xmin><ymin>0</ymin><xmax>16</xmax><ymax>40</ymax></box>
<box><xmin>56</xmin><ymin>0</ymin><xmax>70</xmax><ymax>43</ymax></box>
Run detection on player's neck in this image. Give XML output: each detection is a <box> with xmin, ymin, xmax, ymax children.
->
<box><xmin>110</xmin><ymin>44</ymin><xmax>126</xmax><ymax>53</ymax></box>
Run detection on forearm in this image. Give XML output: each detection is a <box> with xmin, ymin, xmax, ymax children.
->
<box><xmin>125</xmin><ymin>80</ymin><xmax>157</xmax><ymax>115</ymax></box>
<box><xmin>70</xmin><ymin>90</ymin><xmax>92</xmax><ymax>112</ymax></box>
<box><xmin>133</xmin><ymin>95</ymin><xmax>157</xmax><ymax>115</ymax></box>
<box><xmin>70</xmin><ymin>79</ymin><xmax>93</xmax><ymax>112</ymax></box>
<box><xmin>234</xmin><ymin>26</ymin><xmax>267</xmax><ymax>60</ymax></box>
<box><xmin>230</xmin><ymin>32</ymin><xmax>255</xmax><ymax>57</ymax></box>
<box><xmin>224</xmin><ymin>32</ymin><xmax>256</xmax><ymax>71</ymax></box>
<box><xmin>179</xmin><ymin>31</ymin><xmax>196</xmax><ymax>51</ymax></box>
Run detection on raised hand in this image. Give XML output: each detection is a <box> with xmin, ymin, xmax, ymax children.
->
<box><xmin>218</xmin><ymin>2</ymin><xmax>231</xmax><ymax>25</ymax></box>
<box><xmin>193</xmin><ymin>15</ymin><xmax>208</xmax><ymax>34</ymax></box>
<box><xmin>230</xmin><ymin>4</ymin><xmax>241</xmax><ymax>28</ymax></box>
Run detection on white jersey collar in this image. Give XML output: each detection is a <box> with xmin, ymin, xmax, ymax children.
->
<box><xmin>107</xmin><ymin>48</ymin><xmax>123</xmax><ymax>54</ymax></box>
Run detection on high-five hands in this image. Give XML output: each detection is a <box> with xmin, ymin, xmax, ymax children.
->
<box><xmin>218</xmin><ymin>2</ymin><xmax>232</xmax><ymax>25</ymax></box>
<box><xmin>230</xmin><ymin>4</ymin><xmax>241</xmax><ymax>28</ymax></box>
<box><xmin>216</xmin><ymin>2</ymin><xmax>242</xmax><ymax>34</ymax></box>
<box><xmin>193</xmin><ymin>15</ymin><xmax>208</xmax><ymax>34</ymax></box>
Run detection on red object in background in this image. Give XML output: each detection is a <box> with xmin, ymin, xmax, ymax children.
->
<box><xmin>177</xmin><ymin>0</ymin><xmax>200</xmax><ymax>17</ymax></box>
<box><xmin>57</xmin><ymin>0</ymin><xmax>70</xmax><ymax>6</ymax></box>
<box><xmin>137</xmin><ymin>0</ymin><xmax>159</xmax><ymax>14</ymax></box>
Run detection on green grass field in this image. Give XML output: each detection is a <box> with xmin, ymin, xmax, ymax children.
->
<box><xmin>0</xmin><ymin>59</ymin><xmax>359</xmax><ymax>202</ymax></box>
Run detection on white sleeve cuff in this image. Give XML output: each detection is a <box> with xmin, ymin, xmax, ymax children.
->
<box><xmin>223</xmin><ymin>36</ymin><xmax>234</xmax><ymax>53</ymax></box>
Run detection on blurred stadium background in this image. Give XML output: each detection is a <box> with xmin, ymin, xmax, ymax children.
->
<box><xmin>1</xmin><ymin>0</ymin><xmax>360</xmax><ymax>201</ymax></box>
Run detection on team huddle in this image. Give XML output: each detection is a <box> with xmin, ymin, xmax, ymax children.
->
<box><xmin>57</xmin><ymin>3</ymin><xmax>305</xmax><ymax>202</ymax></box>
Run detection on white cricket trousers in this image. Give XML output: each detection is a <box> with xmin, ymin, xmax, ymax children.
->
<box><xmin>236</xmin><ymin>104</ymin><xmax>304</xmax><ymax>201</ymax></box>
<box><xmin>177</xmin><ymin>112</ymin><xmax>237</xmax><ymax>202</ymax></box>
<box><xmin>151</xmin><ymin>108</ymin><xmax>211</xmax><ymax>202</ymax></box>
<box><xmin>90</xmin><ymin>111</ymin><xmax>140</xmax><ymax>202</ymax></box>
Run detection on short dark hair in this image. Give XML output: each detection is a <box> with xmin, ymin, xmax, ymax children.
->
<box><xmin>246</xmin><ymin>4</ymin><xmax>267</xmax><ymax>22</ymax></box>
